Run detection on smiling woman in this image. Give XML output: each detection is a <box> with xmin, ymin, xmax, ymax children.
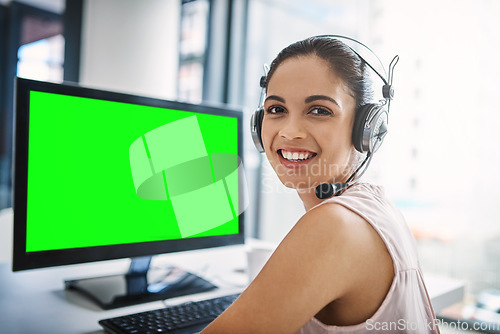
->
<box><xmin>201</xmin><ymin>36</ymin><xmax>439</xmax><ymax>334</ymax></box>
<box><xmin>262</xmin><ymin>55</ymin><xmax>356</xmax><ymax>206</ymax></box>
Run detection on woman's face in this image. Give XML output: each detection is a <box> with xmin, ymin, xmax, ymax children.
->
<box><xmin>261</xmin><ymin>55</ymin><xmax>357</xmax><ymax>191</ymax></box>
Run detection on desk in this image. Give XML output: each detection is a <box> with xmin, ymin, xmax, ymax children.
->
<box><xmin>0</xmin><ymin>244</ymin><xmax>465</xmax><ymax>334</ymax></box>
<box><xmin>0</xmin><ymin>246</ymin><xmax>247</xmax><ymax>334</ymax></box>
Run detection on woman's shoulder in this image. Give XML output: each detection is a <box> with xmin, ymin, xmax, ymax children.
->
<box><xmin>299</xmin><ymin>198</ymin><xmax>364</xmax><ymax>237</ymax></box>
<box><xmin>292</xmin><ymin>193</ymin><xmax>392</xmax><ymax>268</ymax></box>
<box><xmin>334</xmin><ymin>182</ymin><xmax>387</xmax><ymax>203</ymax></box>
<box><xmin>309</xmin><ymin>182</ymin><xmax>397</xmax><ymax>226</ymax></box>
<box><xmin>301</xmin><ymin>182</ymin><xmax>383</xmax><ymax>229</ymax></box>
<box><xmin>284</xmin><ymin>190</ymin><xmax>394</xmax><ymax>320</ymax></box>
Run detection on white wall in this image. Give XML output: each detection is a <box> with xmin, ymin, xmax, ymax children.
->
<box><xmin>80</xmin><ymin>0</ymin><xmax>180</xmax><ymax>100</ymax></box>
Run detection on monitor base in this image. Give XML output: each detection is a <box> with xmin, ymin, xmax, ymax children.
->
<box><xmin>65</xmin><ymin>259</ymin><xmax>217</xmax><ymax>309</ymax></box>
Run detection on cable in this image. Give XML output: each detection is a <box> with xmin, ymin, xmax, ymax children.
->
<box><xmin>345</xmin><ymin>152</ymin><xmax>372</xmax><ymax>184</ymax></box>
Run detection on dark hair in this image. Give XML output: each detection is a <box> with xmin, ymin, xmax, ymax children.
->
<box><xmin>265</xmin><ymin>36</ymin><xmax>374</xmax><ymax>108</ymax></box>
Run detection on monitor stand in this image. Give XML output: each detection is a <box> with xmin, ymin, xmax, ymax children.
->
<box><xmin>65</xmin><ymin>256</ymin><xmax>217</xmax><ymax>309</ymax></box>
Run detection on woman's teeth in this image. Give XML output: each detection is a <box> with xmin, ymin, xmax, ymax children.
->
<box><xmin>280</xmin><ymin>150</ymin><xmax>316</xmax><ymax>162</ymax></box>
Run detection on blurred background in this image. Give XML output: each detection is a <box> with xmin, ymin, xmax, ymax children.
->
<box><xmin>1</xmin><ymin>0</ymin><xmax>499</xmax><ymax>325</ymax></box>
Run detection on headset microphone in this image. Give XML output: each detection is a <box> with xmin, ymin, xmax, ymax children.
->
<box><xmin>315</xmin><ymin>152</ymin><xmax>373</xmax><ymax>199</ymax></box>
<box><xmin>315</xmin><ymin>182</ymin><xmax>350</xmax><ymax>199</ymax></box>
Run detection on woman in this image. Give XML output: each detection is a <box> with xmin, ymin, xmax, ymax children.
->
<box><xmin>202</xmin><ymin>36</ymin><xmax>439</xmax><ymax>333</ymax></box>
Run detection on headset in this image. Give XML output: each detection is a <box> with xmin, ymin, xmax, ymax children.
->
<box><xmin>250</xmin><ymin>35</ymin><xmax>399</xmax><ymax>198</ymax></box>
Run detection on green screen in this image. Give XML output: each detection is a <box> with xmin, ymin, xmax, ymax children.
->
<box><xmin>26</xmin><ymin>91</ymin><xmax>239</xmax><ymax>252</ymax></box>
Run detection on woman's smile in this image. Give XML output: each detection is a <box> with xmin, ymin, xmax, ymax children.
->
<box><xmin>277</xmin><ymin>147</ymin><xmax>317</xmax><ymax>168</ymax></box>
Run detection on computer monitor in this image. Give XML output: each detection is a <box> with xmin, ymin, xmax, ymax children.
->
<box><xmin>12</xmin><ymin>77</ymin><xmax>245</xmax><ymax>309</ymax></box>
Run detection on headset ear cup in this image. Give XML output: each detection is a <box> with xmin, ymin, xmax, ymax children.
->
<box><xmin>250</xmin><ymin>108</ymin><xmax>265</xmax><ymax>152</ymax></box>
<box><xmin>368</xmin><ymin>107</ymin><xmax>388</xmax><ymax>153</ymax></box>
<box><xmin>352</xmin><ymin>104</ymin><xmax>388</xmax><ymax>153</ymax></box>
<box><xmin>352</xmin><ymin>104</ymin><xmax>374</xmax><ymax>153</ymax></box>
<box><xmin>256</xmin><ymin>108</ymin><xmax>264</xmax><ymax>151</ymax></box>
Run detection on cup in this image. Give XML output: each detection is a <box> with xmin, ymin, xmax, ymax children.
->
<box><xmin>246</xmin><ymin>243</ymin><xmax>275</xmax><ymax>283</ymax></box>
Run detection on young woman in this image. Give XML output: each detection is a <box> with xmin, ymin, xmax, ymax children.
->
<box><xmin>202</xmin><ymin>36</ymin><xmax>439</xmax><ymax>334</ymax></box>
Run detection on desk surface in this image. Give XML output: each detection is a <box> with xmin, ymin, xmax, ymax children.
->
<box><xmin>0</xmin><ymin>244</ymin><xmax>465</xmax><ymax>334</ymax></box>
<box><xmin>0</xmin><ymin>246</ymin><xmax>247</xmax><ymax>334</ymax></box>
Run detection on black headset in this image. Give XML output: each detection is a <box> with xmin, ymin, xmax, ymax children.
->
<box><xmin>250</xmin><ymin>35</ymin><xmax>399</xmax><ymax>155</ymax></box>
<box><xmin>249</xmin><ymin>35</ymin><xmax>399</xmax><ymax>198</ymax></box>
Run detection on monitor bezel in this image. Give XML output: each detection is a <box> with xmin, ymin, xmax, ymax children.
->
<box><xmin>12</xmin><ymin>77</ymin><xmax>245</xmax><ymax>272</ymax></box>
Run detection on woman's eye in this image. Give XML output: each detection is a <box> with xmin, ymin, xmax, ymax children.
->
<box><xmin>266</xmin><ymin>106</ymin><xmax>286</xmax><ymax>114</ymax></box>
<box><xmin>309</xmin><ymin>107</ymin><xmax>332</xmax><ymax>116</ymax></box>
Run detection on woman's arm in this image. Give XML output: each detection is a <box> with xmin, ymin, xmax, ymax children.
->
<box><xmin>201</xmin><ymin>203</ymin><xmax>393</xmax><ymax>334</ymax></box>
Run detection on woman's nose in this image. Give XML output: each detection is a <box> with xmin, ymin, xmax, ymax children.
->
<box><xmin>278</xmin><ymin>115</ymin><xmax>307</xmax><ymax>140</ymax></box>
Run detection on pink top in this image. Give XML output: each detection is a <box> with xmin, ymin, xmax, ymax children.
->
<box><xmin>298</xmin><ymin>183</ymin><xmax>439</xmax><ymax>334</ymax></box>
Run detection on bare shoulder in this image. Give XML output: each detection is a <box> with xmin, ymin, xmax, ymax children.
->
<box><xmin>298</xmin><ymin>200</ymin><xmax>394</xmax><ymax>270</ymax></box>
<box><xmin>289</xmin><ymin>201</ymin><xmax>394</xmax><ymax>323</ymax></box>
<box><xmin>278</xmin><ymin>202</ymin><xmax>367</xmax><ymax>268</ymax></box>
<box><xmin>264</xmin><ymin>200</ymin><xmax>394</xmax><ymax>311</ymax></box>
<box><xmin>201</xmin><ymin>201</ymin><xmax>393</xmax><ymax>333</ymax></box>
<box><xmin>288</xmin><ymin>201</ymin><xmax>388</xmax><ymax>263</ymax></box>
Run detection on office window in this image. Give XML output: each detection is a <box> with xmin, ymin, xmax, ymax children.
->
<box><xmin>0</xmin><ymin>2</ymin><xmax>65</xmax><ymax>210</ymax></box>
<box><xmin>15</xmin><ymin>5</ymin><xmax>64</xmax><ymax>82</ymax></box>
<box><xmin>365</xmin><ymin>0</ymin><xmax>500</xmax><ymax>297</ymax></box>
<box><xmin>178</xmin><ymin>0</ymin><xmax>210</xmax><ymax>103</ymax></box>
<box><xmin>17</xmin><ymin>34</ymin><xmax>64</xmax><ymax>82</ymax></box>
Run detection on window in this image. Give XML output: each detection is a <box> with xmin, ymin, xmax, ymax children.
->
<box><xmin>17</xmin><ymin>34</ymin><xmax>64</xmax><ymax>82</ymax></box>
<box><xmin>178</xmin><ymin>0</ymin><xmax>210</xmax><ymax>103</ymax></box>
<box><xmin>0</xmin><ymin>2</ymin><xmax>66</xmax><ymax>210</ymax></box>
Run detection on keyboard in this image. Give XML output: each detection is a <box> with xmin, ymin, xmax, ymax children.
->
<box><xmin>99</xmin><ymin>293</ymin><xmax>240</xmax><ymax>334</ymax></box>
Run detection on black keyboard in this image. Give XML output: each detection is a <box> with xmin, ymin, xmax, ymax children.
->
<box><xmin>99</xmin><ymin>293</ymin><xmax>240</xmax><ymax>334</ymax></box>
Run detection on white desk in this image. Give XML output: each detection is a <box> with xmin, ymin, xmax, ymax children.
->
<box><xmin>0</xmin><ymin>246</ymin><xmax>247</xmax><ymax>334</ymax></box>
<box><xmin>0</xmin><ymin>242</ymin><xmax>465</xmax><ymax>334</ymax></box>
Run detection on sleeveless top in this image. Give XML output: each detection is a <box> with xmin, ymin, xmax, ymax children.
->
<box><xmin>298</xmin><ymin>183</ymin><xmax>440</xmax><ymax>334</ymax></box>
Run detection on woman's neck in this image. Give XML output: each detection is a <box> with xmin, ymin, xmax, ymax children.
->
<box><xmin>297</xmin><ymin>187</ymin><xmax>324</xmax><ymax>211</ymax></box>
